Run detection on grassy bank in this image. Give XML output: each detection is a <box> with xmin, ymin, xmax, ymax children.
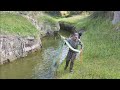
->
<box><xmin>0</xmin><ymin>13</ymin><xmax>39</xmax><ymax>37</ymax></box>
<box><xmin>57</xmin><ymin>15</ymin><xmax>89</xmax><ymax>24</ymax></box>
<box><xmin>56</xmin><ymin>15</ymin><xmax>120</xmax><ymax>79</ymax></box>
<box><xmin>0</xmin><ymin>12</ymin><xmax>59</xmax><ymax>38</ymax></box>
<box><xmin>37</xmin><ymin>14</ymin><xmax>57</xmax><ymax>26</ymax></box>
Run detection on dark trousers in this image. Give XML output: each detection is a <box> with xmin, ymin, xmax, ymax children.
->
<box><xmin>64</xmin><ymin>50</ymin><xmax>77</xmax><ymax>71</ymax></box>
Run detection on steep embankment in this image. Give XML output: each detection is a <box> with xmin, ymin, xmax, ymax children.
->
<box><xmin>56</xmin><ymin>15</ymin><xmax>120</xmax><ymax>79</ymax></box>
<box><xmin>24</xmin><ymin>12</ymin><xmax>60</xmax><ymax>37</ymax></box>
<box><xmin>0</xmin><ymin>12</ymin><xmax>60</xmax><ymax>64</ymax></box>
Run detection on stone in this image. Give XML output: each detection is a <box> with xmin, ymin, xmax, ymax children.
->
<box><xmin>0</xmin><ymin>35</ymin><xmax>42</xmax><ymax>65</ymax></box>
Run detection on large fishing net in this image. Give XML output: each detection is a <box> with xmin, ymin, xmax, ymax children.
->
<box><xmin>32</xmin><ymin>35</ymin><xmax>81</xmax><ymax>79</ymax></box>
<box><xmin>51</xmin><ymin>35</ymin><xmax>81</xmax><ymax>74</ymax></box>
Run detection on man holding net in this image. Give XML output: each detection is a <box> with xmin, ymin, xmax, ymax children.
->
<box><xmin>64</xmin><ymin>32</ymin><xmax>83</xmax><ymax>73</ymax></box>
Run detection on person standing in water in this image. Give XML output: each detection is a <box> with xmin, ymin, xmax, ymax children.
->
<box><xmin>64</xmin><ymin>32</ymin><xmax>83</xmax><ymax>73</ymax></box>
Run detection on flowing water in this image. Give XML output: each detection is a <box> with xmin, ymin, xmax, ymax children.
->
<box><xmin>0</xmin><ymin>30</ymin><xmax>70</xmax><ymax>79</ymax></box>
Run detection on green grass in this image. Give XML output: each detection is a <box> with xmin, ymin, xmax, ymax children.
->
<box><xmin>37</xmin><ymin>14</ymin><xmax>57</xmax><ymax>26</ymax></box>
<box><xmin>36</xmin><ymin>14</ymin><xmax>59</xmax><ymax>33</ymax></box>
<box><xmin>56</xmin><ymin>16</ymin><xmax>120</xmax><ymax>79</ymax></box>
<box><xmin>0</xmin><ymin>12</ymin><xmax>59</xmax><ymax>38</ymax></box>
<box><xmin>0</xmin><ymin>13</ymin><xmax>39</xmax><ymax>37</ymax></box>
<box><xmin>57</xmin><ymin>14</ymin><xmax>90</xmax><ymax>31</ymax></box>
<box><xmin>57</xmin><ymin>15</ymin><xmax>89</xmax><ymax>24</ymax></box>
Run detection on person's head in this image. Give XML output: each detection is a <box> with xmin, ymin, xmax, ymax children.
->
<box><xmin>72</xmin><ymin>33</ymin><xmax>79</xmax><ymax>41</ymax></box>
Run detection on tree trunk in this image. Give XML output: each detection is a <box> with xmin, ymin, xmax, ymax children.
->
<box><xmin>91</xmin><ymin>11</ymin><xmax>114</xmax><ymax>19</ymax></box>
<box><xmin>112</xmin><ymin>11</ymin><xmax>120</xmax><ymax>24</ymax></box>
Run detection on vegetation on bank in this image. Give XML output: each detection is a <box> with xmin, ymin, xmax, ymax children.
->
<box><xmin>57</xmin><ymin>14</ymin><xmax>90</xmax><ymax>31</ymax></box>
<box><xmin>56</xmin><ymin>15</ymin><xmax>120</xmax><ymax>79</ymax></box>
<box><xmin>0</xmin><ymin>13</ymin><xmax>39</xmax><ymax>37</ymax></box>
<box><xmin>0</xmin><ymin>12</ymin><xmax>58</xmax><ymax>38</ymax></box>
<box><xmin>37</xmin><ymin>14</ymin><xmax>58</xmax><ymax>27</ymax></box>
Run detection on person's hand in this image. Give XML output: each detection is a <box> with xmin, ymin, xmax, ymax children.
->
<box><xmin>80</xmin><ymin>49</ymin><xmax>82</xmax><ymax>52</ymax></box>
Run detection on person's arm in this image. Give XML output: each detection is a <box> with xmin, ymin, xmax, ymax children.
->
<box><xmin>64</xmin><ymin>38</ymin><xmax>70</xmax><ymax>45</ymax></box>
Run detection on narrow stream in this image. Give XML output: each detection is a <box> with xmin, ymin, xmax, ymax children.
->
<box><xmin>0</xmin><ymin>30</ymin><xmax>70</xmax><ymax>79</ymax></box>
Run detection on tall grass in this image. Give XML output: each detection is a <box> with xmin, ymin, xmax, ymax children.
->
<box><xmin>56</xmin><ymin>16</ymin><xmax>120</xmax><ymax>79</ymax></box>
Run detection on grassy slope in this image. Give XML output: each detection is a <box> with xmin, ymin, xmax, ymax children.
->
<box><xmin>56</xmin><ymin>15</ymin><xmax>120</xmax><ymax>79</ymax></box>
<box><xmin>37</xmin><ymin>14</ymin><xmax>58</xmax><ymax>30</ymax></box>
<box><xmin>57</xmin><ymin>15</ymin><xmax>85</xmax><ymax>23</ymax></box>
<box><xmin>0</xmin><ymin>13</ymin><xmax>39</xmax><ymax>37</ymax></box>
<box><xmin>0</xmin><ymin>13</ymin><xmax>58</xmax><ymax>38</ymax></box>
<box><xmin>36</xmin><ymin>14</ymin><xmax>59</xmax><ymax>37</ymax></box>
<box><xmin>57</xmin><ymin>14</ymin><xmax>90</xmax><ymax>30</ymax></box>
<box><xmin>37</xmin><ymin>14</ymin><xmax>57</xmax><ymax>25</ymax></box>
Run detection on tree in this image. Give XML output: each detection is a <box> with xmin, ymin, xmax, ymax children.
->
<box><xmin>43</xmin><ymin>11</ymin><xmax>61</xmax><ymax>16</ymax></box>
<box><xmin>112</xmin><ymin>11</ymin><xmax>120</xmax><ymax>24</ymax></box>
<box><xmin>90</xmin><ymin>11</ymin><xmax>114</xmax><ymax>19</ymax></box>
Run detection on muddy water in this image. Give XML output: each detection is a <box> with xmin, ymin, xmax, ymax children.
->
<box><xmin>0</xmin><ymin>30</ymin><xmax>70</xmax><ymax>79</ymax></box>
